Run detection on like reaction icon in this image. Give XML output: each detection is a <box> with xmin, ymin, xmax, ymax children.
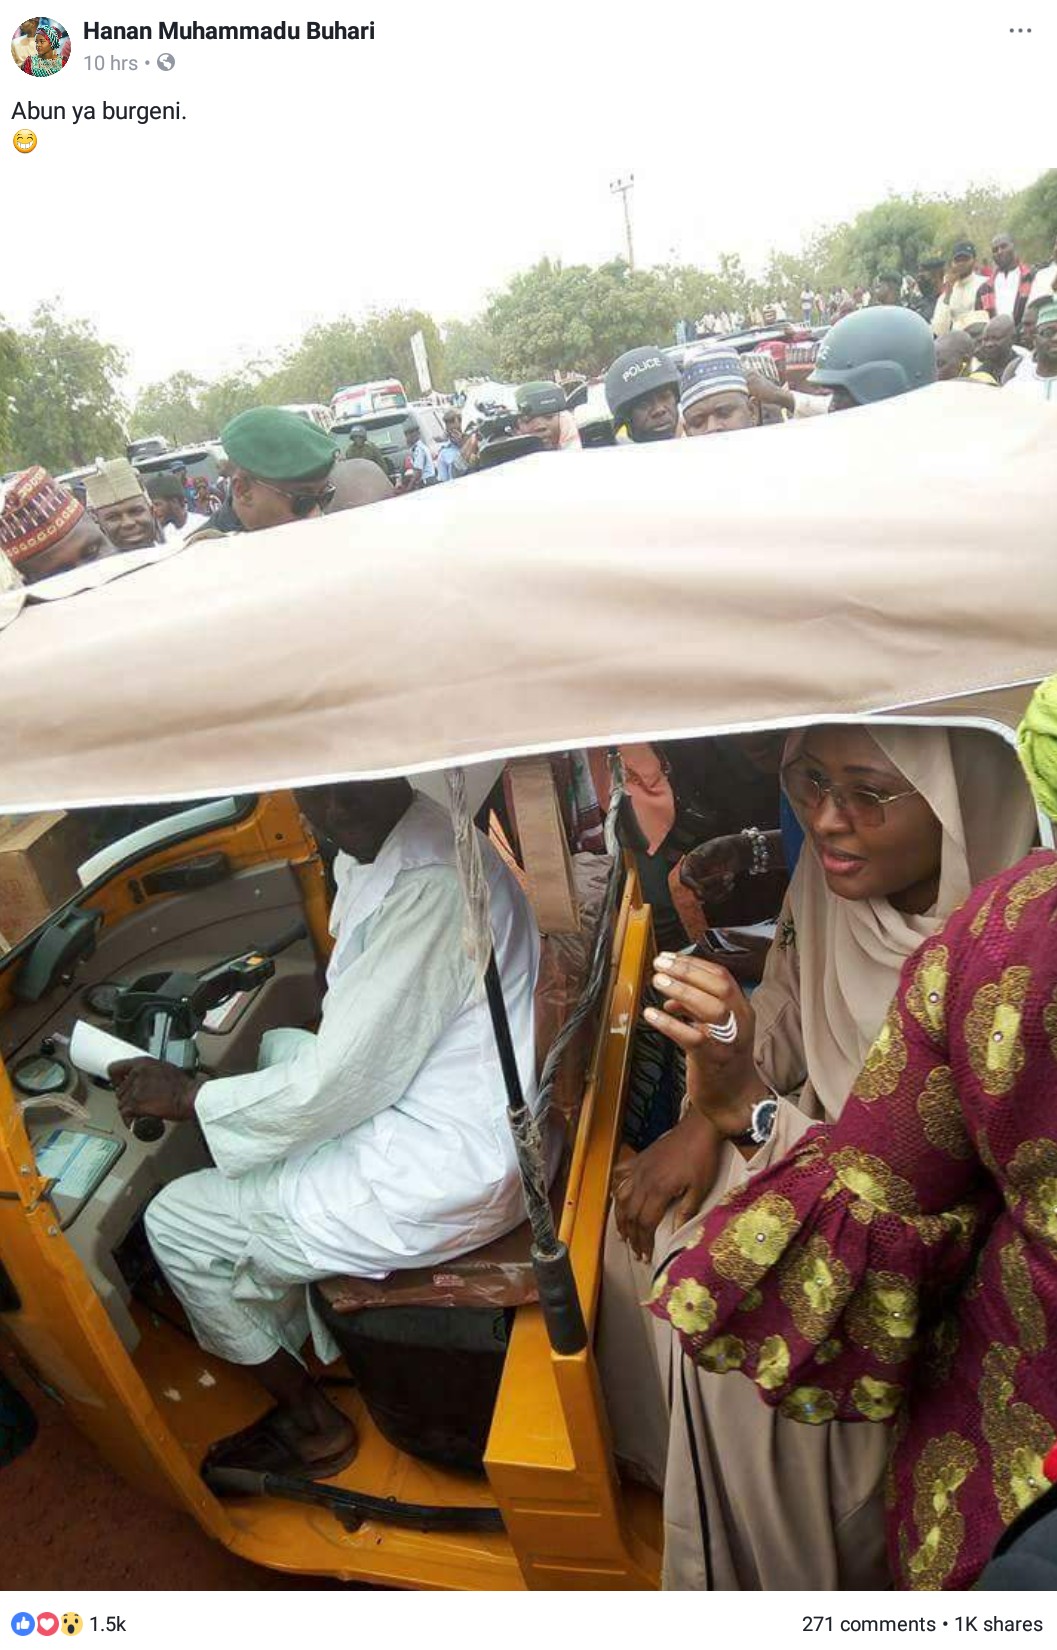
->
<box><xmin>10</xmin><ymin>1615</ymin><xmax>35</xmax><ymax>1638</ymax></box>
<box><xmin>35</xmin><ymin>1618</ymin><xmax>59</xmax><ymax>1638</ymax></box>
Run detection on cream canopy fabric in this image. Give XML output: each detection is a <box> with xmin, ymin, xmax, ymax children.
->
<box><xmin>1</xmin><ymin>384</ymin><xmax>1054</xmax><ymax>811</ymax></box>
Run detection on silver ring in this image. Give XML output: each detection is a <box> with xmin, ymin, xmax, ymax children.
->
<box><xmin>706</xmin><ymin>1010</ymin><xmax>738</xmax><ymax>1044</ymax></box>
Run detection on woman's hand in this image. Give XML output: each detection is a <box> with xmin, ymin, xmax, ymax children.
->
<box><xmin>643</xmin><ymin>953</ymin><xmax>768</xmax><ymax>1137</ymax></box>
<box><xmin>678</xmin><ymin>833</ymin><xmax>749</xmax><ymax>904</ymax></box>
<box><xmin>613</xmin><ymin>1110</ymin><xmax>723</xmax><ymax>1261</ymax></box>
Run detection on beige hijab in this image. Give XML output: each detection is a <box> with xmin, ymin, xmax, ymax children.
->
<box><xmin>756</xmin><ymin>724</ymin><xmax>1037</xmax><ymax>1118</ymax></box>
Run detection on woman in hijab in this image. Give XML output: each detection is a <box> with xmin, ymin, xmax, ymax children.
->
<box><xmin>22</xmin><ymin>20</ymin><xmax>63</xmax><ymax>73</ymax></box>
<box><xmin>649</xmin><ymin>699</ymin><xmax>1057</xmax><ymax>1590</ymax></box>
<box><xmin>601</xmin><ymin>722</ymin><xmax>1037</xmax><ymax>1590</ymax></box>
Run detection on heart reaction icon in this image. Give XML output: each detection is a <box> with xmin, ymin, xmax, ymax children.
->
<box><xmin>36</xmin><ymin>1617</ymin><xmax>59</xmax><ymax>1637</ymax></box>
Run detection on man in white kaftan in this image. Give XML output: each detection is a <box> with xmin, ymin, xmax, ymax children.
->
<box><xmin>111</xmin><ymin>779</ymin><xmax>539</xmax><ymax>1479</ymax></box>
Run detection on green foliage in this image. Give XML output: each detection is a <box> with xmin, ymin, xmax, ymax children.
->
<box><xmin>1</xmin><ymin>302</ymin><xmax>127</xmax><ymax>473</ymax></box>
<box><xmin>129</xmin><ymin>370</ymin><xmax>213</xmax><ymax>445</ymax></box>
<box><xmin>0</xmin><ymin>321</ymin><xmax>24</xmax><ymax>458</ymax></box>
<box><xmin>443</xmin><ymin>317</ymin><xmax>498</xmax><ymax>382</ymax></box>
<box><xmin>486</xmin><ymin>258</ymin><xmax>676</xmax><ymax>379</ymax></box>
<box><xmin>1010</xmin><ymin>170</ymin><xmax>1057</xmax><ymax>264</ymax></box>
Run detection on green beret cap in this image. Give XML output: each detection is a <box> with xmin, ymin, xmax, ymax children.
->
<box><xmin>516</xmin><ymin>380</ymin><xmax>565</xmax><ymax>417</ymax></box>
<box><xmin>221</xmin><ymin>407</ymin><xmax>337</xmax><ymax>482</ymax></box>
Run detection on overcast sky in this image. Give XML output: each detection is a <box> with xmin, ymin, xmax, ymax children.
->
<box><xmin>7</xmin><ymin>0</ymin><xmax>1050</xmax><ymax>393</ymax></box>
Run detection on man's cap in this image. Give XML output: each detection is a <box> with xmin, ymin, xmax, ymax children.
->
<box><xmin>918</xmin><ymin>255</ymin><xmax>946</xmax><ymax>272</ymax></box>
<box><xmin>221</xmin><ymin>407</ymin><xmax>338</xmax><ymax>482</ymax></box>
<box><xmin>1037</xmin><ymin>302</ymin><xmax>1057</xmax><ymax>328</ymax></box>
<box><xmin>876</xmin><ymin>271</ymin><xmax>902</xmax><ymax>286</ymax></box>
<box><xmin>679</xmin><ymin>351</ymin><xmax>749</xmax><ymax>414</ymax></box>
<box><xmin>145</xmin><ymin>471</ymin><xmax>185</xmax><ymax>501</ymax></box>
<box><xmin>516</xmin><ymin>380</ymin><xmax>565</xmax><ymax>417</ymax></box>
<box><xmin>0</xmin><ymin>467</ymin><xmax>85</xmax><ymax>568</ymax></box>
<box><xmin>951</xmin><ymin>240</ymin><xmax>976</xmax><ymax>260</ymax></box>
<box><xmin>85</xmin><ymin>458</ymin><xmax>148</xmax><ymax>511</ymax></box>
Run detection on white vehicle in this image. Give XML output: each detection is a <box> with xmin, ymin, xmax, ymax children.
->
<box><xmin>329</xmin><ymin>380</ymin><xmax>408</xmax><ymax>422</ymax></box>
<box><xmin>280</xmin><ymin>404</ymin><xmax>335</xmax><ymax>434</ymax></box>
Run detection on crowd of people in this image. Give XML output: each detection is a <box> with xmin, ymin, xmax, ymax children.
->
<box><xmin>1</xmin><ymin>222</ymin><xmax>1054</xmax><ymax>589</ymax></box>
<box><xmin>0</xmin><ymin>217</ymin><xmax>1055</xmax><ymax>1597</ymax></box>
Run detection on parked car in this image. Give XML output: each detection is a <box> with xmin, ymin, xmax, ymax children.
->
<box><xmin>133</xmin><ymin>443</ymin><xmax>227</xmax><ymax>491</ymax></box>
<box><xmin>279</xmin><ymin>404</ymin><xmax>335</xmax><ymax>434</ymax></box>
<box><xmin>330</xmin><ymin>380</ymin><xmax>408</xmax><ymax>423</ymax></box>
<box><xmin>331</xmin><ymin>410</ymin><xmax>438</xmax><ymax>480</ymax></box>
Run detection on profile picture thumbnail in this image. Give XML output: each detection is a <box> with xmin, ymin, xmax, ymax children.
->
<box><xmin>10</xmin><ymin>16</ymin><xmax>71</xmax><ymax>76</ymax></box>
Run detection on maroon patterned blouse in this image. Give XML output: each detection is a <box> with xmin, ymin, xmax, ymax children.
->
<box><xmin>650</xmin><ymin>852</ymin><xmax>1057</xmax><ymax>1589</ymax></box>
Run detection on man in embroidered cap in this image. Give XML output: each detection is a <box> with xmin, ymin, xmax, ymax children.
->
<box><xmin>0</xmin><ymin>467</ymin><xmax>112</xmax><ymax>584</ymax></box>
<box><xmin>189</xmin><ymin>407</ymin><xmax>338</xmax><ymax>542</ymax></box>
<box><xmin>85</xmin><ymin>459</ymin><xmax>160</xmax><ymax>552</ymax></box>
<box><xmin>679</xmin><ymin>352</ymin><xmax>759</xmax><ymax>438</ymax></box>
<box><xmin>1005</xmin><ymin>301</ymin><xmax>1057</xmax><ymax>404</ymax></box>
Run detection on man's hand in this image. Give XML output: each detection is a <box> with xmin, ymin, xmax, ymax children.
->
<box><xmin>679</xmin><ymin>832</ymin><xmax>750</xmax><ymax>904</ymax></box>
<box><xmin>746</xmin><ymin>371</ymin><xmax>795</xmax><ymax>415</ymax></box>
<box><xmin>612</xmin><ymin>1110</ymin><xmax>722</xmax><ymax>1261</ymax></box>
<box><xmin>108</xmin><ymin>1058</ymin><xmax>203</xmax><ymax>1127</ymax></box>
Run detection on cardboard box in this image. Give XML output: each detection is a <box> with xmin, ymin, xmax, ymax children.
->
<box><xmin>0</xmin><ymin>812</ymin><xmax>96</xmax><ymax>946</ymax></box>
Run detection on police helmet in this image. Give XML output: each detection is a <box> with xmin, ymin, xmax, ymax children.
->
<box><xmin>516</xmin><ymin>381</ymin><xmax>566</xmax><ymax>418</ymax></box>
<box><xmin>810</xmin><ymin>307</ymin><xmax>937</xmax><ymax>406</ymax></box>
<box><xmin>604</xmin><ymin>347</ymin><xmax>681</xmax><ymax>431</ymax></box>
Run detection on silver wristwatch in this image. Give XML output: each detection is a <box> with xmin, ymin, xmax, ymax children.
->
<box><xmin>731</xmin><ymin>1096</ymin><xmax>779</xmax><ymax>1147</ymax></box>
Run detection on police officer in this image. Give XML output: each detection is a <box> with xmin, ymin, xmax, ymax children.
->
<box><xmin>514</xmin><ymin>381</ymin><xmax>579</xmax><ymax>451</ymax></box>
<box><xmin>807</xmin><ymin>305</ymin><xmax>937</xmax><ymax>412</ymax></box>
<box><xmin>188</xmin><ymin>408</ymin><xmax>338</xmax><ymax>543</ymax></box>
<box><xmin>604</xmin><ymin>347</ymin><xmax>682</xmax><ymax>442</ymax></box>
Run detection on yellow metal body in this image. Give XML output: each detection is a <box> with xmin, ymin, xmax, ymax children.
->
<box><xmin>0</xmin><ymin>796</ymin><xmax>662</xmax><ymax>1589</ymax></box>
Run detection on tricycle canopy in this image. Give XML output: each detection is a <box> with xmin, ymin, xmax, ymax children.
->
<box><xmin>0</xmin><ymin>384</ymin><xmax>1053</xmax><ymax>812</ymax></box>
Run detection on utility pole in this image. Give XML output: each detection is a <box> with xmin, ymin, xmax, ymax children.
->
<box><xmin>610</xmin><ymin>174</ymin><xmax>635</xmax><ymax>271</ymax></box>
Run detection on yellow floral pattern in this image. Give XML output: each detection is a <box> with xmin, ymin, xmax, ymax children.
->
<box><xmin>852</xmin><ymin>1375</ymin><xmax>904</xmax><ymax>1420</ymax></box>
<box><xmin>779</xmin><ymin>1386</ymin><xmax>838</xmax><ymax>1424</ymax></box>
<box><xmin>969</xmin><ymin>887</ymin><xmax>997</xmax><ymax>938</ymax></box>
<box><xmin>916</xmin><ymin>1065</ymin><xmax>972</xmax><ymax>1160</ymax></box>
<box><xmin>708</xmin><ymin>1193</ymin><xmax>798</xmax><ymax>1288</ymax></box>
<box><xmin>1006</xmin><ymin>1138</ymin><xmax>1057</xmax><ymax>1249</ymax></box>
<box><xmin>1003</xmin><ymin>859</ymin><xmax>1057</xmax><ymax>931</ymax></box>
<box><xmin>846</xmin><ymin>1270</ymin><xmax>919</xmax><ymax>1365</ymax></box>
<box><xmin>980</xmin><ymin>1345</ymin><xmax>1053</xmax><ymax>1526</ymax></box>
<box><xmin>778</xmin><ymin>1233</ymin><xmax>851</xmax><ymax>1341</ymax></box>
<box><xmin>999</xmin><ymin>1238</ymin><xmax>1046</xmax><ymax>1356</ymax></box>
<box><xmin>905</xmin><ymin>944</ymin><xmax>950</xmax><ymax>1043</ymax></box>
<box><xmin>902</xmin><ymin>1433</ymin><xmax>977</xmax><ymax>1591</ymax></box>
<box><xmin>851</xmin><ymin>1000</ymin><xmax>908</xmax><ymax>1100</ymax></box>
<box><xmin>830</xmin><ymin>1147</ymin><xmax>919</xmax><ymax>1215</ymax></box>
<box><xmin>964</xmin><ymin>965</ymin><xmax>1032</xmax><ymax>1096</ymax></box>
<box><xmin>665</xmin><ymin>1277</ymin><xmax>717</xmax><ymax>1336</ymax></box>
<box><xmin>697</xmin><ymin>1334</ymin><xmax>746</xmax><ymax>1373</ymax></box>
<box><xmin>754</xmin><ymin>1335</ymin><xmax>790</xmax><ymax>1390</ymax></box>
<box><xmin>1043</xmin><ymin>986</ymin><xmax>1057</xmax><ymax>1067</ymax></box>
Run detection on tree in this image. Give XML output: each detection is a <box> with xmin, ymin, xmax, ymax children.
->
<box><xmin>0</xmin><ymin>320</ymin><xmax>24</xmax><ymax>459</ymax></box>
<box><xmin>1010</xmin><ymin>169</ymin><xmax>1057</xmax><ymax>265</ymax></box>
<box><xmin>443</xmin><ymin>317</ymin><xmax>498</xmax><ymax>383</ymax></box>
<box><xmin>837</xmin><ymin>197</ymin><xmax>948</xmax><ymax>286</ymax></box>
<box><xmin>130</xmin><ymin>371</ymin><xmax>213</xmax><ymax>445</ymax></box>
<box><xmin>0</xmin><ymin>303</ymin><xmax>127</xmax><ymax>473</ymax></box>
<box><xmin>487</xmin><ymin>259</ymin><xmax>674</xmax><ymax>379</ymax></box>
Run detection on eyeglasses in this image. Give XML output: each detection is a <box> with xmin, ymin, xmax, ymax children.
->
<box><xmin>781</xmin><ymin>763</ymin><xmax>919</xmax><ymax>829</ymax></box>
<box><xmin>257</xmin><ymin>479</ymin><xmax>336</xmax><ymax>518</ymax></box>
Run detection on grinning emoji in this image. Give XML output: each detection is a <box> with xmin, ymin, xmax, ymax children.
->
<box><xmin>13</xmin><ymin>128</ymin><xmax>37</xmax><ymax>153</ymax></box>
<box><xmin>60</xmin><ymin>1617</ymin><xmax>82</xmax><ymax>1637</ymax></box>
